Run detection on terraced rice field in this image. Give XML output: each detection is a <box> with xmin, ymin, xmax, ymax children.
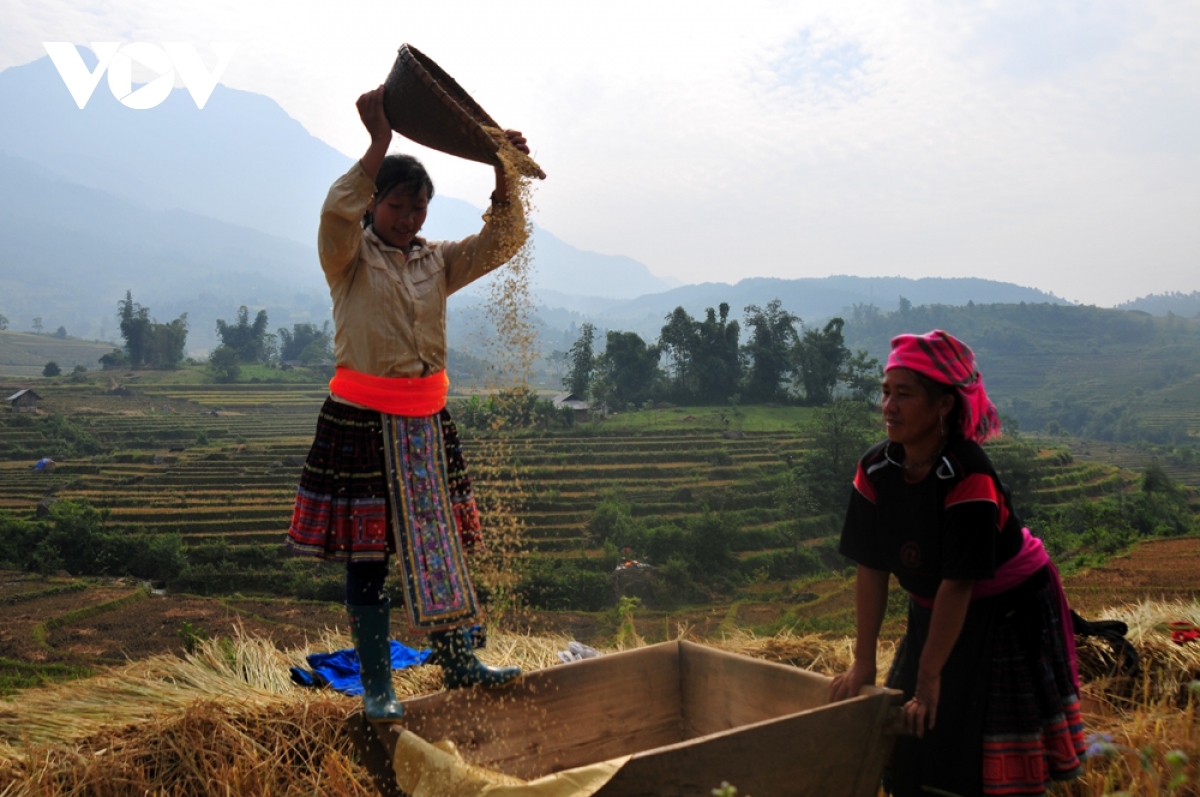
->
<box><xmin>1067</xmin><ymin>439</ymin><xmax>1200</xmax><ymax>492</ymax></box>
<box><xmin>1064</xmin><ymin>536</ymin><xmax>1200</xmax><ymax>614</ymax></box>
<box><xmin>0</xmin><ymin>570</ymin><xmax>353</xmax><ymax>673</ymax></box>
<box><xmin>0</xmin><ymin>382</ymin><xmax>1143</xmax><ymax>564</ymax></box>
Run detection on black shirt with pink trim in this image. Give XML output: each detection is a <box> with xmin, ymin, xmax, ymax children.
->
<box><xmin>838</xmin><ymin>438</ymin><xmax>1025</xmax><ymax>600</ymax></box>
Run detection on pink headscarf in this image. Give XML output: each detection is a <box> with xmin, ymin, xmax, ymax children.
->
<box><xmin>886</xmin><ymin>329</ymin><xmax>1001</xmax><ymax>443</ymax></box>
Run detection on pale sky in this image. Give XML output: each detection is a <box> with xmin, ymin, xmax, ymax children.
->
<box><xmin>3</xmin><ymin>0</ymin><xmax>1199</xmax><ymax>306</ymax></box>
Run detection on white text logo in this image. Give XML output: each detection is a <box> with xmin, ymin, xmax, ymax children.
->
<box><xmin>43</xmin><ymin>42</ymin><xmax>236</xmax><ymax>110</ymax></box>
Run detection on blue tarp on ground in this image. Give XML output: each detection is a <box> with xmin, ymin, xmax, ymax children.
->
<box><xmin>289</xmin><ymin>641</ymin><xmax>431</xmax><ymax>696</ymax></box>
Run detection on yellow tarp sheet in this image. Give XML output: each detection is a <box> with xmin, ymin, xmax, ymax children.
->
<box><xmin>391</xmin><ymin>729</ymin><xmax>629</xmax><ymax>797</ymax></box>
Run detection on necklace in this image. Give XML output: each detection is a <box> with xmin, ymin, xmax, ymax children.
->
<box><xmin>884</xmin><ymin>444</ymin><xmax>941</xmax><ymax>471</ymax></box>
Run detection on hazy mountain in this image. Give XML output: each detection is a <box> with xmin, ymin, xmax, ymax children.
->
<box><xmin>463</xmin><ymin>275</ymin><xmax>1072</xmax><ymax>347</ymax></box>
<box><xmin>0</xmin><ymin>53</ymin><xmax>1074</xmax><ymax>360</ymax></box>
<box><xmin>609</xmin><ymin>275</ymin><xmax>1067</xmax><ymax>320</ymax></box>
<box><xmin>425</xmin><ymin>201</ymin><xmax>677</xmax><ymax>299</ymax></box>
<box><xmin>0</xmin><ymin>54</ymin><xmax>348</xmax><ymax>247</ymax></box>
<box><xmin>0</xmin><ymin>55</ymin><xmax>675</xmax><ymax>300</ymax></box>
<box><xmin>1118</xmin><ymin>291</ymin><xmax>1200</xmax><ymax>318</ymax></box>
<box><xmin>0</xmin><ymin>151</ymin><xmax>329</xmax><ymax>349</ymax></box>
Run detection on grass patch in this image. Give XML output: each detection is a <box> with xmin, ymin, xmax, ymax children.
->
<box><xmin>2</xmin><ymin>582</ymin><xmax>88</xmax><ymax>606</ymax></box>
<box><xmin>597</xmin><ymin>404</ymin><xmax>822</xmax><ymax>434</ymax></box>
<box><xmin>32</xmin><ymin>588</ymin><xmax>150</xmax><ymax>650</ymax></box>
<box><xmin>0</xmin><ymin>658</ymin><xmax>94</xmax><ymax>696</ymax></box>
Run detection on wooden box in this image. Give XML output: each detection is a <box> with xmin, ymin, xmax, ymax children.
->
<box><xmin>351</xmin><ymin>640</ymin><xmax>904</xmax><ymax>797</ymax></box>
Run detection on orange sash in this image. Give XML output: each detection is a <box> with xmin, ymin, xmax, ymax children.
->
<box><xmin>329</xmin><ymin>367</ymin><xmax>449</xmax><ymax>416</ymax></box>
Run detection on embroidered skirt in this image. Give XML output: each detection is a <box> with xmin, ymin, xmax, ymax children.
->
<box><xmin>287</xmin><ymin>399</ymin><xmax>483</xmax><ymax>631</ymax></box>
<box><xmin>884</xmin><ymin>567</ymin><xmax>1085</xmax><ymax>797</ymax></box>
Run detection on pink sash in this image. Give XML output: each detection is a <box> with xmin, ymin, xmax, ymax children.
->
<box><xmin>909</xmin><ymin>528</ymin><xmax>1079</xmax><ymax>691</ymax></box>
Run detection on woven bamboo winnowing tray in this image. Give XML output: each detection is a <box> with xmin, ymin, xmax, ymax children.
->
<box><xmin>383</xmin><ymin>43</ymin><xmax>545</xmax><ymax>179</ymax></box>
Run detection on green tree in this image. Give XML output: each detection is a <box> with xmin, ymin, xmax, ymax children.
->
<box><xmin>775</xmin><ymin>468</ymin><xmax>819</xmax><ymax>553</ymax></box>
<box><xmin>143</xmin><ymin>314</ymin><xmax>188</xmax><ymax>369</ymax></box>
<box><xmin>215</xmin><ymin>306</ymin><xmax>271</xmax><ymax>363</ymax></box>
<box><xmin>563</xmin><ymin>322</ymin><xmax>596</xmax><ymax>397</ymax></box>
<box><xmin>658</xmin><ymin>304</ymin><xmax>740</xmax><ymax>404</ymax></box>
<box><xmin>794</xmin><ymin>318</ymin><xmax>849</xmax><ymax>405</ymax></box>
<box><xmin>658</xmin><ymin>307</ymin><xmax>697</xmax><ymax>397</ymax></box>
<box><xmin>1141</xmin><ymin>461</ymin><xmax>1179</xmax><ymax>497</ymax></box>
<box><xmin>2</xmin><ymin>501</ymin><xmax>184</xmax><ymax>580</ymax></box>
<box><xmin>98</xmin><ymin>348</ymin><xmax>129</xmax><ymax>369</ymax></box>
<box><xmin>42</xmin><ymin>361</ymin><xmax>61</xmax><ymax>377</ymax></box>
<box><xmin>840</xmin><ymin>348</ymin><xmax>883</xmax><ymax>404</ymax></box>
<box><xmin>208</xmin><ymin>345</ymin><xmax>241</xmax><ymax>383</ymax></box>
<box><xmin>278</xmin><ymin>322</ymin><xmax>333</xmax><ymax>364</ymax></box>
<box><xmin>742</xmin><ymin>299</ymin><xmax>800</xmax><ymax>402</ymax></box>
<box><xmin>32</xmin><ymin>317</ymin><xmax>43</xmax><ymax>334</ymax></box>
<box><xmin>593</xmin><ymin>331</ymin><xmax>662</xmax><ymax>410</ymax></box>
<box><xmin>684</xmin><ymin>511</ymin><xmax>737</xmax><ymax>580</ymax></box>
<box><xmin>117</xmin><ymin>292</ymin><xmax>187</xmax><ymax>369</ymax></box>
<box><xmin>52</xmin><ymin>326</ymin><xmax>68</xmax><ymax>339</ymax></box>
<box><xmin>117</xmin><ymin>291</ymin><xmax>151</xmax><ymax>367</ymax></box>
<box><xmin>798</xmin><ymin>399</ymin><xmax>879</xmax><ymax>516</ymax></box>
<box><xmin>587</xmin><ymin>497</ymin><xmax>643</xmax><ymax>550</ymax></box>
<box><xmin>0</xmin><ymin>313</ymin><xmax>8</xmax><ymax>330</ymax></box>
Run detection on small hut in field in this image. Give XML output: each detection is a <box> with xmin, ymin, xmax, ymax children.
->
<box><xmin>552</xmin><ymin>392</ymin><xmax>591</xmax><ymax>423</ymax></box>
<box><xmin>7</xmin><ymin>389</ymin><xmax>41</xmax><ymax>413</ymax></box>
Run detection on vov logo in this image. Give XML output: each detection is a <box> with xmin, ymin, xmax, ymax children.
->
<box><xmin>43</xmin><ymin>42</ymin><xmax>236</xmax><ymax>110</ymax></box>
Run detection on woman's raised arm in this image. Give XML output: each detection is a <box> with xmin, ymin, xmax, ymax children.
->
<box><xmin>356</xmin><ymin>85</ymin><xmax>391</xmax><ymax>181</ymax></box>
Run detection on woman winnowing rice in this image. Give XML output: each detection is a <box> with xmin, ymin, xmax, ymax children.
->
<box><xmin>286</xmin><ymin>84</ymin><xmax>528</xmax><ymax>722</ymax></box>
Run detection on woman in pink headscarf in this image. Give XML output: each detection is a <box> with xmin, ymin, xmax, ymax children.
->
<box><xmin>829</xmin><ymin>330</ymin><xmax>1085</xmax><ymax>797</ymax></box>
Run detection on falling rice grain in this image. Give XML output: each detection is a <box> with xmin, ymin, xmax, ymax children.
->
<box><xmin>467</xmin><ymin>128</ymin><xmax>543</xmax><ymax>622</ymax></box>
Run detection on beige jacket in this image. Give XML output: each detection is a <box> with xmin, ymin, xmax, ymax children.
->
<box><xmin>319</xmin><ymin>161</ymin><xmax>525</xmax><ymax>378</ymax></box>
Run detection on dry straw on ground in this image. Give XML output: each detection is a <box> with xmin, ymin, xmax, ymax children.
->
<box><xmin>2</xmin><ymin>603</ymin><xmax>1197</xmax><ymax>795</ymax></box>
<box><xmin>710</xmin><ymin>626</ymin><xmax>896</xmax><ymax>677</ymax></box>
<box><xmin>1071</xmin><ymin>598</ymin><xmax>1200</xmax><ymax>715</ymax></box>
<box><xmin>0</xmin><ymin>626</ymin><xmax>570</xmax><ymax>796</ymax></box>
<box><xmin>1071</xmin><ymin>599</ymin><xmax>1200</xmax><ymax>796</ymax></box>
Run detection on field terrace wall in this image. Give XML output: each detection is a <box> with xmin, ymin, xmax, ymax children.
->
<box><xmin>0</xmin><ymin>382</ymin><xmax>1139</xmax><ymax>593</ymax></box>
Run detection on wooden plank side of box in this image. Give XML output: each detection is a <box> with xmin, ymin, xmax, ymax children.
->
<box><xmin>678</xmin><ymin>640</ymin><xmax>835</xmax><ymax>737</ymax></box>
<box><xmin>393</xmin><ymin>642</ymin><xmax>685</xmax><ymax>779</ymax></box>
<box><xmin>595</xmin><ymin>692</ymin><xmax>897</xmax><ymax>797</ymax></box>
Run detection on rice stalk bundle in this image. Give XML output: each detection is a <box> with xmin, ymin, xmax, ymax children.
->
<box><xmin>1</xmin><ymin>698</ymin><xmax>372</xmax><ymax>797</ymax></box>
<box><xmin>0</xmin><ymin>626</ymin><xmax>587</xmax><ymax>795</ymax></box>
<box><xmin>711</xmin><ymin>626</ymin><xmax>898</xmax><ymax>677</ymax></box>
<box><xmin>0</xmin><ymin>626</ymin><xmax>313</xmax><ymax>747</ymax></box>
<box><xmin>1081</xmin><ymin>599</ymin><xmax>1200</xmax><ymax>704</ymax></box>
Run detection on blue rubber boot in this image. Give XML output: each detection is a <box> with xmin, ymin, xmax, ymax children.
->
<box><xmin>346</xmin><ymin>598</ymin><xmax>405</xmax><ymax>722</ymax></box>
<box><xmin>429</xmin><ymin>626</ymin><xmax>521</xmax><ymax>689</ymax></box>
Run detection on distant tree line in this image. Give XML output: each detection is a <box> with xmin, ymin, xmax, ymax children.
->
<box><xmin>452</xmin><ymin>388</ymin><xmax>576</xmax><ymax>432</ymax></box>
<box><xmin>208</xmin><ymin>306</ymin><xmax>333</xmax><ymax>382</ymax></box>
<box><xmin>841</xmin><ymin>299</ymin><xmax>1200</xmax><ymax>442</ymax></box>
<box><xmin>0</xmin><ymin>312</ymin><xmax>72</xmax><ymax>337</ymax></box>
<box><xmin>95</xmin><ymin>291</ymin><xmax>333</xmax><ymax>379</ymax></box>
<box><xmin>98</xmin><ymin>291</ymin><xmax>190</xmax><ymax>370</ymax></box>
<box><xmin>561</xmin><ymin>299</ymin><xmax>882</xmax><ymax>410</ymax></box>
<box><xmin>202</xmin><ymin>303</ymin><xmax>331</xmax><ymax>381</ymax></box>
